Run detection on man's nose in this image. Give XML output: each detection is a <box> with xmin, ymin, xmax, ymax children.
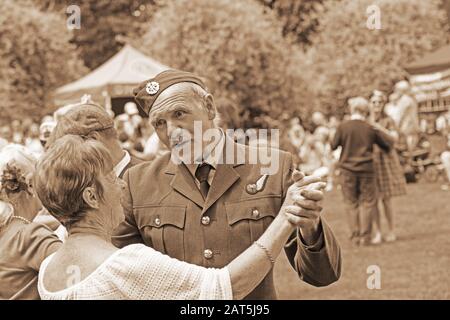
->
<box><xmin>166</xmin><ymin>121</ymin><xmax>178</xmax><ymax>137</ymax></box>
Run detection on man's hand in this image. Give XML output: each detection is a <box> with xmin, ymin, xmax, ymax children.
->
<box><xmin>283</xmin><ymin>170</ymin><xmax>326</xmax><ymax>245</ymax></box>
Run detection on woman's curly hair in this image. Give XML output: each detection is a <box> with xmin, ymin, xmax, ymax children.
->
<box><xmin>0</xmin><ymin>144</ymin><xmax>36</xmax><ymax>203</ymax></box>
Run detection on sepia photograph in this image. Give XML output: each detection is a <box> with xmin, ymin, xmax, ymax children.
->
<box><xmin>0</xmin><ymin>0</ymin><xmax>449</xmax><ymax>306</ymax></box>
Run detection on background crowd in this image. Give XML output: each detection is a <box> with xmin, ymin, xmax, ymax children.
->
<box><xmin>1</xmin><ymin>0</ymin><xmax>450</xmax><ymax>300</ymax></box>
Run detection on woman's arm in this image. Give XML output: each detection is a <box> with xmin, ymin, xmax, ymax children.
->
<box><xmin>226</xmin><ymin>206</ymin><xmax>296</xmax><ymax>299</ymax></box>
<box><xmin>227</xmin><ymin>177</ymin><xmax>325</xmax><ymax>299</ymax></box>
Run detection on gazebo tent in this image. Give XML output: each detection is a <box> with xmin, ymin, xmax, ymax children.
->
<box><xmin>405</xmin><ymin>45</ymin><xmax>450</xmax><ymax>114</ymax></box>
<box><xmin>53</xmin><ymin>45</ymin><xmax>169</xmax><ymax>114</ymax></box>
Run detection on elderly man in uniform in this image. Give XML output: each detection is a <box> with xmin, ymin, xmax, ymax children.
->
<box><xmin>112</xmin><ymin>69</ymin><xmax>341</xmax><ymax>299</ymax></box>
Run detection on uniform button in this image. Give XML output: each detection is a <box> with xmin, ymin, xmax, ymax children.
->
<box><xmin>252</xmin><ymin>209</ymin><xmax>260</xmax><ymax>218</ymax></box>
<box><xmin>154</xmin><ymin>217</ymin><xmax>161</xmax><ymax>226</ymax></box>
<box><xmin>203</xmin><ymin>249</ymin><xmax>213</xmax><ymax>259</ymax></box>
<box><xmin>201</xmin><ymin>216</ymin><xmax>211</xmax><ymax>225</ymax></box>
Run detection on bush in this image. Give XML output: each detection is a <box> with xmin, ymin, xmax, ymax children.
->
<box><xmin>136</xmin><ymin>0</ymin><xmax>312</xmax><ymax>129</ymax></box>
<box><xmin>305</xmin><ymin>0</ymin><xmax>450</xmax><ymax>117</ymax></box>
<box><xmin>0</xmin><ymin>0</ymin><xmax>87</xmax><ymax>123</ymax></box>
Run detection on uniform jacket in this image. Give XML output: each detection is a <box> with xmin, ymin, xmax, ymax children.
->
<box><xmin>113</xmin><ymin>136</ymin><xmax>341</xmax><ymax>299</ymax></box>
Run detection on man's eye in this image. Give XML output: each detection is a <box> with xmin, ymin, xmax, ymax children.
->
<box><xmin>174</xmin><ymin>110</ymin><xmax>185</xmax><ymax>119</ymax></box>
<box><xmin>155</xmin><ymin>119</ymin><xmax>166</xmax><ymax>127</ymax></box>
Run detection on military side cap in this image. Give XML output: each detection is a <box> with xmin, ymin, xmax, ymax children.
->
<box><xmin>48</xmin><ymin>103</ymin><xmax>114</xmax><ymax>147</ymax></box>
<box><xmin>133</xmin><ymin>69</ymin><xmax>206</xmax><ymax>115</ymax></box>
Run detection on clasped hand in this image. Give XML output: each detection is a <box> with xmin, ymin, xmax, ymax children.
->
<box><xmin>282</xmin><ymin>171</ymin><xmax>326</xmax><ymax>244</ymax></box>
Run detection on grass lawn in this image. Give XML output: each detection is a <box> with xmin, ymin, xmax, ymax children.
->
<box><xmin>274</xmin><ymin>182</ymin><xmax>450</xmax><ymax>299</ymax></box>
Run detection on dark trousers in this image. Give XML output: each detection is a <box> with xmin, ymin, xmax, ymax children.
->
<box><xmin>340</xmin><ymin>171</ymin><xmax>377</xmax><ymax>242</ymax></box>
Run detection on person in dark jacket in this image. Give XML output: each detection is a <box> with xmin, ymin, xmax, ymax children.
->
<box><xmin>331</xmin><ymin>97</ymin><xmax>394</xmax><ymax>245</ymax></box>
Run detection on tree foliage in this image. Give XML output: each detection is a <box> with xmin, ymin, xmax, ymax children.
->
<box><xmin>136</xmin><ymin>0</ymin><xmax>313</xmax><ymax>129</ymax></box>
<box><xmin>0</xmin><ymin>0</ymin><xmax>87</xmax><ymax>123</ymax></box>
<box><xmin>258</xmin><ymin>0</ymin><xmax>326</xmax><ymax>47</ymax></box>
<box><xmin>305</xmin><ymin>0</ymin><xmax>450</xmax><ymax>116</ymax></box>
<box><xmin>30</xmin><ymin>0</ymin><xmax>168</xmax><ymax>69</ymax></box>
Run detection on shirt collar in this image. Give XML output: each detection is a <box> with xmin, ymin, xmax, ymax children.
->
<box><xmin>350</xmin><ymin>114</ymin><xmax>366</xmax><ymax>121</ymax></box>
<box><xmin>185</xmin><ymin>128</ymin><xmax>225</xmax><ymax>176</ymax></box>
<box><xmin>114</xmin><ymin>150</ymin><xmax>131</xmax><ymax>177</ymax></box>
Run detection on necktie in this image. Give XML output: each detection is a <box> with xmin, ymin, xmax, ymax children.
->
<box><xmin>195</xmin><ymin>163</ymin><xmax>212</xmax><ymax>199</ymax></box>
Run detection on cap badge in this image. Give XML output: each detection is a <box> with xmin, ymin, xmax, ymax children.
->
<box><xmin>145</xmin><ymin>81</ymin><xmax>160</xmax><ymax>95</ymax></box>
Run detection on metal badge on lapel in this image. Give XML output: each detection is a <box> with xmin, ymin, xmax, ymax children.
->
<box><xmin>246</xmin><ymin>183</ymin><xmax>257</xmax><ymax>194</ymax></box>
<box><xmin>246</xmin><ymin>174</ymin><xmax>269</xmax><ymax>194</ymax></box>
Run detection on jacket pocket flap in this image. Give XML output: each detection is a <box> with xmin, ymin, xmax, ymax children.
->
<box><xmin>134</xmin><ymin>205</ymin><xmax>186</xmax><ymax>229</ymax></box>
<box><xmin>225</xmin><ymin>195</ymin><xmax>281</xmax><ymax>226</ymax></box>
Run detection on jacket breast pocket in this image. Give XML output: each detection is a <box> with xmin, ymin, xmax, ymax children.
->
<box><xmin>134</xmin><ymin>205</ymin><xmax>186</xmax><ymax>260</ymax></box>
<box><xmin>224</xmin><ymin>195</ymin><xmax>282</xmax><ymax>246</ymax></box>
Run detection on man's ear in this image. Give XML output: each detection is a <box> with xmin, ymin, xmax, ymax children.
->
<box><xmin>82</xmin><ymin>187</ymin><xmax>100</xmax><ymax>209</ymax></box>
<box><xmin>204</xmin><ymin>94</ymin><xmax>216</xmax><ymax>120</ymax></box>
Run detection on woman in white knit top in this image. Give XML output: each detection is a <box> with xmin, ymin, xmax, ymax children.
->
<box><xmin>34</xmin><ymin>135</ymin><xmax>326</xmax><ymax>300</ymax></box>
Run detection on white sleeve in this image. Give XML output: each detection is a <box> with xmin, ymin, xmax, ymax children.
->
<box><xmin>105</xmin><ymin>245</ymin><xmax>233</xmax><ymax>300</ymax></box>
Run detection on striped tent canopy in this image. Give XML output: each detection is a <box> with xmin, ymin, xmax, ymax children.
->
<box><xmin>405</xmin><ymin>45</ymin><xmax>450</xmax><ymax>114</ymax></box>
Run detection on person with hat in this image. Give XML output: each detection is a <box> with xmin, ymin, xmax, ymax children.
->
<box><xmin>112</xmin><ymin>69</ymin><xmax>342</xmax><ymax>299</ymax></box>
<box><xmin>48</xmin><ymin>103</ymin><xmax>143</xmax><ymax>179</ymax></box>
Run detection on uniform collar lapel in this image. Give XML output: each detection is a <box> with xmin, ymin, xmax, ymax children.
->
<box><xmin>201</xmin><ymin>136</ymin><xmax>245</xmax><ymax>213</ymax></box>
<box><xmin>202</xmin><ymin>164</ymin><xmax>240</xmax><ymax>214</ymax></box>
<box><xmin>165</xmin><ymin>159</ymin><xmax>205</xmax><ymax>208</ymax></box>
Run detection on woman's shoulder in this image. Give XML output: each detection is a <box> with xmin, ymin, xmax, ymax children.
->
<box><xmin>104</xmin><ymin>244</ymin><xmax>175</xmax><ymax>275</ymax></box>
<box><xmin>110</xmin><ymin>243</ymin><xmax>161</xmax><ymax>262</ymax></box>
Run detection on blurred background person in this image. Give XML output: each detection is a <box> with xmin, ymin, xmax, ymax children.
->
<box><xmin>369</xmin><ymin>90</ymin><xmax>407</xmax><ymax>244</ymax></box>
<box><xmin>24</xmin><ymin>123</ymin><xmax>44</xmax><ymax>159</ymax></box>
<box><xmin>299</xmin><ymin>133</ymin><xmax>324</xmax><ymax>175</ymax></box>
<box><xmin>0</xmin><ymin>144</ymin><xmax>61</xmax><ymax>299</ymax></box>
<box><xmin>311</xmin><ymin>111</ymin><xmax>327</xmax><ymax>135</ymax></box>
<box><xmin>39</xmin><ymin>120</ymin><xmax>56</xmax><ymax>149</ymax></box>
<box><xmin>394</xmin><ymin>80</ymin><xmax>420</xmax><ymax>151</ymax></box>
<box><xmin>384</xmin><ymin>92</ymin><xmax>401</xmax><ymax>126</ymax></box>
<box><xmin>440</xmin><ymin>133</ymin><xmax>450</xmax><ymax>191</ymax></box>
<box><xmin>116</xmin><ymin>101</ymin><xmax>141</xmax><ymax>138</ymax></box>
<box><xmin>11</xmin><ymin>120</ymin><xmax>24</xmax><ymax>144</ymax></box>
<box><xmin>287</xmin><ymin>117</ymin><xmax>305</xmax><ymax>151</ymax></box>
<box><xmin>0</xmin><ymin>126</ymin><xmax>11</xmax><ymax>148</ymax></box>
<box><xmin>436</xmin><ymin>109</ymin><xmax>450</xmax><ymax>137</ymax></box>
<box><xmin>331</xmin><ymin>97</ymin><xmax>393</xmax><ymax>245</ymax></box>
